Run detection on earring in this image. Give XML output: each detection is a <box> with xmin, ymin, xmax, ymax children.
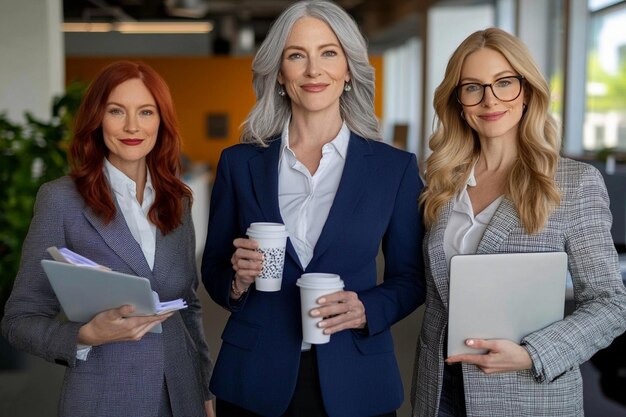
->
<box><xmin>278</xmin><ymin>85</ymin><xmax>286</xmax><ymax>97</ymax></box>
<box><xmin>523</xmin><ymin>103</ymin><xmax>527</xmax><ymax>113</ymax></box>
<box><xmin>343</xmin><ymin>82</ymin><xmax>352</xmax><ymax>92</ymax></box>
<box><xmin>460</xmin><ymin>110</ymin><xmax>465</xmax><ymax>119</ymax></box>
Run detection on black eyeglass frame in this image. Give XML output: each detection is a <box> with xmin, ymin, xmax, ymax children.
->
<box><xmin>455</xmin><ymin>75</ymin><xmax>525</xmax><ymax>107</ymax></box>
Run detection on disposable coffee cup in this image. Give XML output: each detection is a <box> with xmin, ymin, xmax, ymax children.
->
<box><xmin>296</xmin><ymin>273</ymin><xmax>345</xmax><ymax>344</ymax></box>
<box><xmin>246</xmin><ymin>222</ymin><xmax>288</xmax><ymax>292</ymax></box>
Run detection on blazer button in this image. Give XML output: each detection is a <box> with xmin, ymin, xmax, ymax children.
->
<box><xmin>54</xmin><ymin>358</ymin><xmax>69</xmax><ymax>367</ymax></box>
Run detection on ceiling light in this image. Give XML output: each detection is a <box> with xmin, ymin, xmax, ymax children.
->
<box><xmin>116</xmin><ymin>21</ymin><xmax>213</xmax><ymax>33</ymax></box>
<box><xmin>62</xmin><ymin>21</ymin><xmax>213</xmax><ymax>34</ymax></box>
<box><xmin>63</xmin><ymin>22</ymin><xmax>113</xmax><ymax>32</ymax></box>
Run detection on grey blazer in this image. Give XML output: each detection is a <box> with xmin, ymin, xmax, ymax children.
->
<box><xmin>2</xmin><ymin>176</ymin><xmax>213</xmax><ymax>417</ymax></box>
<box><xmin>411</xmin><ymin>158</ymin><xmax>626</xmax><ymax>417</ymax></box>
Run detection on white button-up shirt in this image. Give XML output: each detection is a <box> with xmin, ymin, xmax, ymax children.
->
<box><xmin>104</xmin><ymin>158</ymin><xmax>157</xmax><ymax>270</ymax></box>
<box><xmin>443</xmin><ymin>168</ymin><xmax>503</xmax><ymax>269</ymax></box>
<box><xmin>278</xmin><ymin>121</ymin><xmax>350</xmax><ymax>269</ymax></box>
<box><xmin>278</xmin><ymin>122</ymin><xmax>349</xmax><ymax>351</ymax></box>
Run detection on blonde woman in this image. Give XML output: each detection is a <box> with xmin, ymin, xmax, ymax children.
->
<box><xmin>411</xmin><ymin>27</ymin><xmax>626</xmax><ymax>417</ymax></box>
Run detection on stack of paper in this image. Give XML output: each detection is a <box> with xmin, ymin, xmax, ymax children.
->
<box><xmin>153</xmin><ymin>292</ymin><xmax>187</xmax><ymax>314</ymax></box>
<box><xmin>47</xmin><ymin>246</ymin><xmax>111</xmax><ymax>270</ymax></box>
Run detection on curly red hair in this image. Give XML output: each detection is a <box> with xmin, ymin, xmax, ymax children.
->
<box><xmin>69</xmin><ymin>60</ymin><xmax>192</xmax><ymax>234</ymax></box>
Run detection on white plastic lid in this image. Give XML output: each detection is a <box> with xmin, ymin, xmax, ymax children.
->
<box><xmin>247</xmin><ymin>222</ymin><xmax>288</xmax><ymax>238</ymax></box>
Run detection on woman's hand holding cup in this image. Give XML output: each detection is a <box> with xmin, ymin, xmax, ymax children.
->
<box><xmin>231</xmin><ymin>238</ymin><xmax>263</xmax><ymax>295</ymax></box>
<box><xmin>312</xmin><ymin>290</ymin><xmax>367</xmax><ymax>334</ymax></box>
<box><xmin>297</xmin><ymin>273</ymin><xmax>366</xmax><ymax>344</ymax></box>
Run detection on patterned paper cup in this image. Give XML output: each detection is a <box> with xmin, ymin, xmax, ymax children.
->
<box><xmin>247</xmin><ymin>223</ymin><xmax>289</xmax><ymax>292</ymax></box>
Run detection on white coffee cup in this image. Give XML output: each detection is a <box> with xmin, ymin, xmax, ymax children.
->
<box><xmin>296</xmin><ymin>273</ymin><xmax>345</xmax><ymax>344</ymax></box>
<box><xmin>246</xmin><ymin>222</ymin><xmax>288</xmax><ymax>292</ymax></box>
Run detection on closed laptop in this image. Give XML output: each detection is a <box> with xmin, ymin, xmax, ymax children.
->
<box><xmin>447</xmin><ymin>252</ymin><xmax>568</xmax><ymax>356</ymax></box>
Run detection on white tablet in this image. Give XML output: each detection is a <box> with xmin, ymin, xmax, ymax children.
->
<box><xmin>447</xmin><ymin>252</ymin><xmax>567</xmax><ymax>356</ymax></box>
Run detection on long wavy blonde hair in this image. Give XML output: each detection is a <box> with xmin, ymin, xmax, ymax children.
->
<box><xmin>420</xmin><ymin>27</ymin><xmax>561</xmax><ymax>234</ymax></box>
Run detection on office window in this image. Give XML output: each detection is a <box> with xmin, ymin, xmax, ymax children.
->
<box><xmin>618</xmin><ymin>122</ymin><xmax>626</xmax><ymax>148</ymax></box>
<box><xmin>585</xmin><ymin>0</ymin><xmax>626</xmax><ymax>152</ymax></box>
<box><xmin>596</xmin><ymin>124</ymin><xmax>606</xmax><ymax>146</ymax></box>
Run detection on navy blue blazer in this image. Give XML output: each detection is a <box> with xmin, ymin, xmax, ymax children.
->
<box><xmin>202</xmin><ymin>133</ymin><xmax>426</xmax><ymax>417</ymax></box>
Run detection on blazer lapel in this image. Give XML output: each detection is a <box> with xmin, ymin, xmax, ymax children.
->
<box><xmin>249</xmin><ymin>139</ymin><xmax>303</xmax><ymax>270</ymax></box>
<box><xmin>150</xmin><ymin>229</ymin><xmax>171</xmax><ymax>292</ymax></box>
<box><xmin>476</xmin><ymin>197</ymin><xmax>519</xmax><ymax>254</ymax></box>
<box><xmin>307</xmin><ymin>134</ymin><xmax>372</xmax><ymax>267</ymax></box>
<box><xmin>428</xmin><ymin>200</ymin><xmax>454</xmax><ymax>309</ymax></box>
<box><xmin>429</xmin><ymin>196</ymin><xmax>517</xmax><ymax>309</ymax></box>
<box><xmin>249</xmin><ymin>140</ymin><xmax>283</xmax><ymax>222</ymax></box>
<box><xmin>83</xmin><ymin>205</ymin><xmax>152</xmax><ymax>278</ymax></box>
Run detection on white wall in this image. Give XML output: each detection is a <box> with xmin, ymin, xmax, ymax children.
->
<box><xmin>423</xmin><ymin>5</ymin><xmax>495</xmax><ymax>151</ymax></box>
<box><xmin>383</xmin><ymin>37</ymin><xmax>422</xmax><ymax>155</ymax></box>
<box><xmin>517</xmin><ymin>0</ymin><xmax>552</xmax><ymax>77</ymax></box>
<box><xmin>0</xmin><ymin>0</ymin><xmax>64</xmax><ymax>122</ymax></box>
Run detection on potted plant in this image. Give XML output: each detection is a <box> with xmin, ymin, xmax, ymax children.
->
<box><xmin>0</xmin><ymin>82</ymin><xmax>85</xmax><ymax>369</ymax></box>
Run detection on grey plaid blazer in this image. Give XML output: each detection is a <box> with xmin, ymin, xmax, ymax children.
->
<box><xmin>411</xmin><ymin>158</ymin><xmax>626</xmax><ymax>417</ymax></box>
<box><xmin>2</xmin><ymin>176</ymin><xmax>213</xmax><ymax>417</ymax></box>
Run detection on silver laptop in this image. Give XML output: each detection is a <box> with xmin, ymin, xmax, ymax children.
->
<box><xmin>41</xmin><ymin>259</ymin><xmax>162</xmax><ymax>333</ymax></box>
<box><xmin>447</xmin><ymin>252</ymin><xmax>567</xmax><ymax>356</ymax></box>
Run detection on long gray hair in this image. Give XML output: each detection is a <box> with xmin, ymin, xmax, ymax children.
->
<box><xmin>241</xmin><ymin>0</ymin><xmax>381</xmax><ymax>146</ymax></box>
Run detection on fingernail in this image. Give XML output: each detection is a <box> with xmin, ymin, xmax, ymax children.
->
<box><xmin>317</xmin><ymin>297</ymin><xmax>326</xmax><ymax>304</ymax></box>
<box><xmin>310</xmin><ymin>309</ymin><xmax>320</xmax><ymax>317</ymax></box>
<box><xmin>318</xmin><ymin>321</ymin><xmax>326</xmax><ymax>328</ymax></box>
<box><xmin>466</xmin><ymin>339</ymin><xmax>474</xmax><ymax>346</ymax></box>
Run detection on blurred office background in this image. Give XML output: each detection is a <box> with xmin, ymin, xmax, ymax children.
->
<box><xmin>1</xmin><ymin>0</ymin><xmax>625</xmax><ymax>416</ymax></box>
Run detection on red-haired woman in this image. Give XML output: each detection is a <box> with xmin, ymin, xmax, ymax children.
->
<box><xmin>2</xmin><ymin>61</ymin><xmax>215</xmax><ymax>417</ymax></box>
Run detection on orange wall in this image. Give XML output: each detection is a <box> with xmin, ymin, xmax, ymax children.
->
<box><xmin>66</xmin><ymin>56</ymin><xmax>383</xmax><ymax>170</ymax></box>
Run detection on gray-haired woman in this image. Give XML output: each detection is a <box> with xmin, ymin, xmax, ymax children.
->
<box><xmin>201</xmin><ymin>1</ymin><xmax>426</xmax><ymax>416</ymax></box>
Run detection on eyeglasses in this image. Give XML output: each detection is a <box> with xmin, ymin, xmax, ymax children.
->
<box><xmin>455</xmin><ymin>75</ymin><xmax>525</xmax><ymax>107</ymax></box>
